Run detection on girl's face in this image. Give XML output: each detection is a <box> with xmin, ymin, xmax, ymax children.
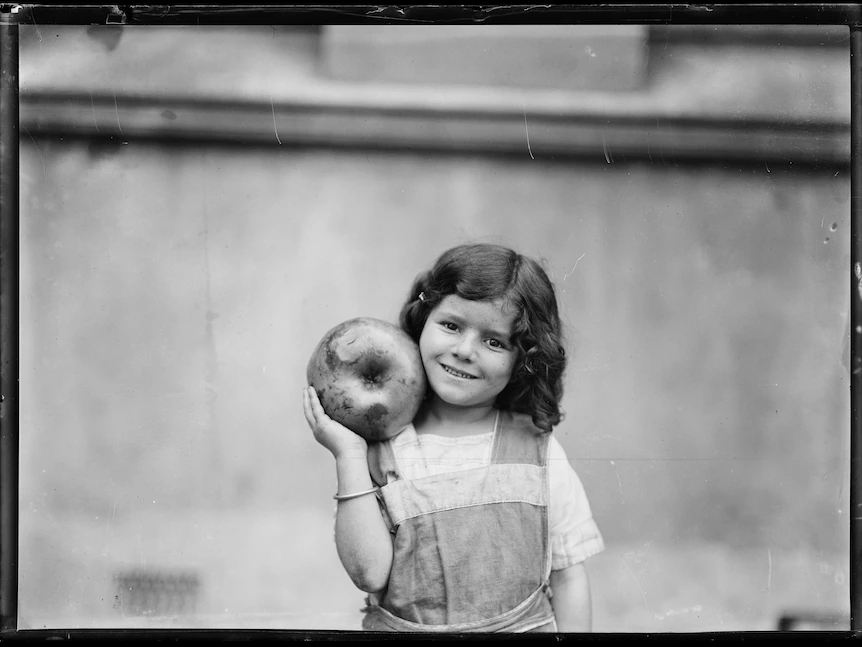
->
<box><xmin>419</xmin><ymin>295</ymin><xmax>519</xmax><ymax>411</ymax></box>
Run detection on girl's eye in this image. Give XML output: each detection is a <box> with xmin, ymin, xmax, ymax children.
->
<box><xmin>442</xmin><ymin>321</ymin><xmax>459</xmax><ymax>331</ymax></box>
<box><xmin>486</xmin><ymin>339</ymin><xmax>504</xmax><ymax>349</ymax></box>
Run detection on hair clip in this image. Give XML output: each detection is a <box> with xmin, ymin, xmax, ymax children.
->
<box><xmin>418</xmin><ymin>292</ymin><xmax>426</xmax><ymax>302</ymax></box>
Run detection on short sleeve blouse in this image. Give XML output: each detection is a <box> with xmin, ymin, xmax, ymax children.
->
<box><xmin>379</xmin><ymin>422</ymin><xmax>605</xmax><ymax>572</ymax></box>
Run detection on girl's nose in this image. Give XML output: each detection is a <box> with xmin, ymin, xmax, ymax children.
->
<box><xmin>452</xmin><ymin>334</ymin><xmax>478</xmax><ymax>361</ymax></box>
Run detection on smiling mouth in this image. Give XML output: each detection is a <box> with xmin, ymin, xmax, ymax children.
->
<box><xmin>441</xmin><ymin>364</ymin><xmax>478</xmax><ymax>379</ymax></box>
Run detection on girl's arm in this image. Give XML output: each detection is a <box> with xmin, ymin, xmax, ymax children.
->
<box><xmin>303</xmin><ymin>387</ymin><xmax>394</xmax><ymax>593</ymax></box>
<box><xmin>549</xmin><ymin>562</ymin><xmax>593</xmax><ymax>632</ymax></box>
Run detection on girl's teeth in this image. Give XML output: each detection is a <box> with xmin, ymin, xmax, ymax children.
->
<box><xmin>444</xmin><ymin>365</ymin><xmax>474</xmax><ymax>378</ymax></box>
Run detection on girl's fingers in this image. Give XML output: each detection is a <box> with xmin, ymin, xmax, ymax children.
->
<box><xmin>303</xmin><ymin>387</ymin><xmax>325</xmax><ymax>432</ymax></box>
<box><xmin>305</xmin><ymin>386</ymin><xmax>338</xmax><ymax>438</ymax></box>
<box><xmin>307</xmin><ymin>386</ymin><xmax>330</xmax><ymax>421</ymax></box>
<box><xmin>304</xmin><ymin>387</ymin><xmax>363</xmax><ymax>454</ymax></box>
<box><xmin>302</xmin><ymin>388</ymin><xmax>316</xmax><ymax>427</ymax></box>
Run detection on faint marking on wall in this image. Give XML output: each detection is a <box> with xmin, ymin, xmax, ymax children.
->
<box><xmin>202</xmin><ymin>197</ymin><xmax>223</xmax><ymax>507</ymax></box>
<box><xmin>113</xmin><ymin>569</ymin><xmax>201</xmax><ymax>617</ymax></box>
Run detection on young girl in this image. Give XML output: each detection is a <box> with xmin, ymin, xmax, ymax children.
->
<box><xmin>302</xmin><ymin>243</ymin><xmax>604</xmax><ymax>633</ymax></box>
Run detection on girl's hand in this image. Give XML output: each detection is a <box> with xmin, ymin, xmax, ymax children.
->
<box><xmin>302</xmin><ymin>386</ymin><xmax>368</xmax><ymax>459</ymax></box>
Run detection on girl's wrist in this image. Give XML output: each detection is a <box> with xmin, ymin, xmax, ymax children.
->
<box><xmin>332</xmin><ymin>436</ymin><xmax>369</xmax><ymax>461</ymax></box>
<box><xmin>333</xmin><ymin>439</ymin><xmax>376</xmax><ymax>496</ymax></box>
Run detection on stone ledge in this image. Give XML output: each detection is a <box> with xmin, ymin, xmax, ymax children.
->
<box><xmin>19</xmin><ymin>90</ymin><xmax>850</xmax><ymax>167</ymax></box>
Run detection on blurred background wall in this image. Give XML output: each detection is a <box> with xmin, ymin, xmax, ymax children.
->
<box><xmin>16</xmin><ymin>21</ymin><xmax>851</xmax><ymax>632</ymax></box>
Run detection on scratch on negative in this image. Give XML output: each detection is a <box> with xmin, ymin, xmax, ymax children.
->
<box><xmin>766</xmin><ymin>548</ymin><xmax>772</xmax><ymax>593</ymax></box>
<box><xmin>563</xmin><ymin>253</ymin><xmax>587</xmax><ymax>280</ymax></box>
<box><xmin>609</xmin><ymin>459</ymin><xmax>623</xmax><ymax>495</ymax></box>
<box><xmin>21</xmin><ymin>126</ymin><xmax>47</xmax><ymax>180</ymax></box>
<box><xmin>112</xmin><ymin>90</ymin><xmax>124</xmax><ymax>136</ymax></box>
<box><xmin>271</xmin><ymin>97</ymin><xmax>282</xmax><ymax>145</ymax></box>
<box><xmin>523</xmin><ymin>108</ymin><xmax>534</xmax><ymax>160</ymax></box>
<box><xmin>622</xmin><ymin>556</ymin><xmax>650</xmax><ymax>614</ymax></box>
<box><xmin>90</xmin><ymin>93</ymin><xmax>100</xmax><ymax>133</ymax></box>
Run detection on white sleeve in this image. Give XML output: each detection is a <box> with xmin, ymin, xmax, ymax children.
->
<box><xmin>548</xmin><ymin>435</ymin><xmax>605</xmax><ymax>571</ymax></box>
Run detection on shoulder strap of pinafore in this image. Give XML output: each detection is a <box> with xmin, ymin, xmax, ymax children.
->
<box><xmin>490</xmin><ymin>410</ymin><xmax>550</xmax><ymax>467</ymax></box>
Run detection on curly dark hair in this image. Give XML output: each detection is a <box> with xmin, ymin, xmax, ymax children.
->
<box><xmin>399</xmin><ymin>243</ymin><xmax>567</xmax><ymax>433</ymax></box>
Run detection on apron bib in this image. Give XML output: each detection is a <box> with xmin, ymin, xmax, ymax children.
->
<box><xmin>363</xmin><ymin>410</ymin><xmax>554</xmax><ymax>633</ymax></box>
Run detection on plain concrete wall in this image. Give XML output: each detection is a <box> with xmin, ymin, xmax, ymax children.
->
<box><xmin>15</xmin><ymin>22</ymin><xmax>851</xmax><ymax>631</ymax></box>
<box><xmin>18</xmin><ymin>138</ymin><xmax>849</xmax><ymax>626</ymax></box>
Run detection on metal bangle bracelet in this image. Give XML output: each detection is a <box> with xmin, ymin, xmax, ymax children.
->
<box><xmin>333</xmin><ymin>486</ymin><xmax>380</xmax><ymax>501</ymax></box>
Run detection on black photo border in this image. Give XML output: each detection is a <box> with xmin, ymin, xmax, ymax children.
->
<box><xmin>1</xmin><ymin>3</ymin><xmax>860</xmax><ymax>642</ymax></box>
